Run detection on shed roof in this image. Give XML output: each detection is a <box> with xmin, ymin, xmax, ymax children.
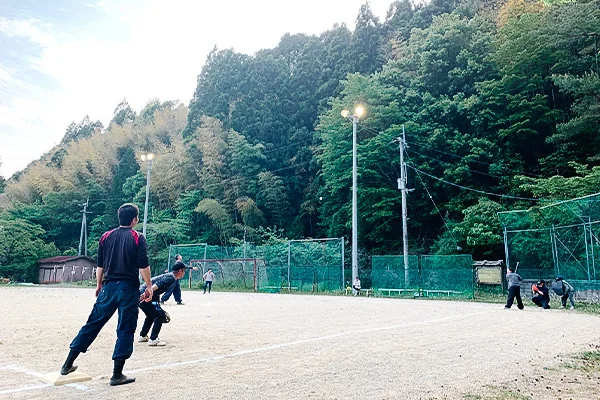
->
<box><xmin>473</xmin><ymin>260</ymin><xmax>503</xmax><ymax>267</ymax></box>
<box><xmin>38</xmin><ymin>255</ymin><xmax>95</xmax><ymax>264</ymax></box>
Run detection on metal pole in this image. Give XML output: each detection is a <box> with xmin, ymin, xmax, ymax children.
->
<box><xmin>503</xmin><ymin>226</ymin><xmax>510</xmax><ymax>271</ymax></box>
<box><xmin>78</xmin><ymin>201</ymin><xmax>87</xmax><ymax>256</ymax></box>
<box><xmin>243</xmin><ymin>229</ymin><xmax>247</xmax><ymax>277</ymax></box>
<box><xmin>590</xmin><ymin>216</ymin><xmax>597</xmax><ymax>280</ymax></box>
<box><xmin>399</xmin><ymin>125</ymin><xmax>409</xmax><ymax>285</ymax></box>
<box><xmin>341</xmin><ymin>238</ymin><xmax>345</xmax><ymax>289</ymax></box>
<box><xmin>553</xmin><ymin>225</ymin><xmax>560</xmax><ymax>276</ymax></box>
<box><xmin>84</xmin><ymin>209</ymin><xmax>88</xmax><ymax>257</ymax></box>
<box><xmin>550</xmin><ymin>228</ymin><xmax>557</xmax><ymax>276</ymax></box>
<box><xmin>351</xmin><ymin>115</ymin><xmax>359</xmax><ymax>284</ymax></box>
<box><xmin>287</xmin><ymin>240</ymin><xmax>291</xmax><ymax>289</ymax></box>
<box><xmin>142</xmin><ymin>160</ymin><xmax>152</xmax><ymax>237</ymax></box>
<box><xmin>584</xmin><ymin>221</ymin><xmax>591</xmax><ymax>280</ymax></box>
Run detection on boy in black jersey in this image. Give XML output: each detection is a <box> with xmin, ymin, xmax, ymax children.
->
<box><xmin>138</xmin><ymin>262</ymin><xmax>186</xmax><ymax>346</ymax></box>
<box><xmin>60</xmin><ymin>204</ymin><xmax>153</xmax><ymax>386</ymax></box>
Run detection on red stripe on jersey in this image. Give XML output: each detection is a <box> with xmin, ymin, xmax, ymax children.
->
<box><xmin>130</xmin><ymin>229</ymin><xmax>140</xmax><ymax>246</ymax></box>
<box><xmin>99</xmin><ymin>228</ymin><xmax>117</xmax><ymax>245</ymax></box>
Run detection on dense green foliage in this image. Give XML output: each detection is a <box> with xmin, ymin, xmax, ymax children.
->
<box><xmin>1</xmin><ymin>0</ymin><xmax>599</xmax><ymax>281</ymax></box>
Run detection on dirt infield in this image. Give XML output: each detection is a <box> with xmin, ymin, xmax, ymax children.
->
<box><xmin>1</xmin><ymin>287</ymin><xmax>599</xmax><ymax>399</ymax></box>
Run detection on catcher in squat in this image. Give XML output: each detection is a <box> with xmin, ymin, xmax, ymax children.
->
<box><xmin>138</xmin><ymin>262</ymin><xmax>187</xmax><ymax>346</ymax></box>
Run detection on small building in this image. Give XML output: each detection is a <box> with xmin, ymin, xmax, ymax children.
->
<box><xmin>473</xmin><ymin>260</ymin><xmax>504</xmax><ymax>286</ymax></box>
<box><xmin>38</xmin><ymin>256</ymin><xmax>97</xmax><ymax>284</ymax></box>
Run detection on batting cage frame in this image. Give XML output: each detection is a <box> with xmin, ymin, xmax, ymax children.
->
<box><xmin>498</xmin><ymin>192</ymin><xmax>600</xmax><ymax>282</ymax></box>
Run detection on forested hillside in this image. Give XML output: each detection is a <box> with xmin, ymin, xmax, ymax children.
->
<box><xmin>1</xmin><ymin>0</ymin><xmax>599</xmax><ymax>281</ymax></box>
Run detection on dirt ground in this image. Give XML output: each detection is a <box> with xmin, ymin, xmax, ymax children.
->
<box><xmin>0</xmin><ymin>287</ymin><xmax>599</xmax><ymax>400</ymax></box>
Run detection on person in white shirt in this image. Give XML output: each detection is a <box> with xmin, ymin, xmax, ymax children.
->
<box><xmin>203</xmin><ymin>268</ymin><xmax>216</xmax><ymax>294</ymax></box>
<box><xmin>352</xmin><ymin>277</ymin><xmax>361</xmax><ymax>295</ymax></box>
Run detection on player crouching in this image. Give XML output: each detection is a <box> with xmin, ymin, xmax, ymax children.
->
<box><xmin>138</xmin><ymin>262</ymin><xmax>186</xmax><ymax>346</ymax></box>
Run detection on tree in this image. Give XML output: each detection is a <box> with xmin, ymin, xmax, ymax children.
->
<box><xmin>0</xmin><ymin>218</ymin><xmax>58</xmax><ymax>282</ymax></box>
<box><xmin>61</xmin><ymin>116</ymin><xmax>103</xmax><ymax>144</ymax></box>
<box><xmin>0</xmin><ymin>157</ymin><xmax>5</xmax><ymax>194</ymax></box>
<box><xmin>110</xmin><ymin>98</ymin><xmax>136</xmax><ymax>126</ymax></box>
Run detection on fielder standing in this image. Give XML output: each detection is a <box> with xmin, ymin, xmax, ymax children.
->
<box><xmin>60</xmin><ymin>203</ymin><xmax>153</xmax><ymax>386</ymax></box>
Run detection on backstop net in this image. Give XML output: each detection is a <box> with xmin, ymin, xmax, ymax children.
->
<box><xmin>167</xmin><ymin>239</ymin><xmax>344</xmax><ymax>293</ymax></box>
<box><xmin>371</xmin><ymin>255</ymin><xmax>419</xmax><ymax>295</ymax></box>
<box><xmin>189</xmin><ymin>258</ymin><xmax>263</xmax><ymax>291</ymax></box>
<box><xmin>498</xmin><ymin>193</ymin><xmax>600</xmax><ymax>283</ymax></box>
<box><xmin>371</xmin><ymin>255</ymin><xmax>474</xmax><ymax>298</ymax></box>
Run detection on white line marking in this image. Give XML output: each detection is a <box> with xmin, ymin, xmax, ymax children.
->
<box><xmin>126</xmin><ymin>310</ymin><xmax>492</xmax><ymax>374</ymax></box>
<box><xmin>0</xmin><ymin>365</ymin><xmax>93</xmax><ymax>393</ymax></box>
<box><xmin>0</xmin><ymin>384</ymin><xmax>50</xmax><ymax>396</ymax></box>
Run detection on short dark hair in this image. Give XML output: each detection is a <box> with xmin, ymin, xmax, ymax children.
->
<box><xmin>508</xmin><ymin>267</ymin><xmax>515</xmax><ymax>272</ymax></box>
<box><xmin>175</xmin><ymin>254</ymin><xmax>182</xmax><ymax>260</ymax></box>
<box><xmin>118</xmin><ymin>203</ymin><xmax>139</xmax><ymax>226</ymax></box>
<box><xmin>172</xmin><ymin>261</ymin><xmax>186</xmax><ymax>272</ymax></box>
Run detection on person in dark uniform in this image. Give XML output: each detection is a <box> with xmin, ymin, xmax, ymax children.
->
<box><xmin>531</xmin><ymin>279</ymin><xmax>551</xmax><ymax>309</ymax></box>
<box><xmin>161</xmin><ymin>254</ymin><xmax>184</xmax><ymax>305</ymax></box>
<box><xmin>138</xmin><ymin>262</ymin><xmax>187</xmax><ymax>346</ymax></box>
<box><xmin>60</xmin><ymin>203</ymin><xmax>153</xmax><ymax>386</ymax></box>
<box><xmin>504</xmin><ymin>267</ymin><xmax>524</xmax><ymax>310</ymax></box>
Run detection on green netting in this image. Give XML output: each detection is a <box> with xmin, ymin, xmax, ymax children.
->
<box><xmin>287</xmin><ymin>239</ymin><xmax>343</xmax><ymax>292</ymax></box>
<box><xmin>168</xmin><ymin>239</ymin><xmax>343</xmax><ymax>293</ymax></box>
<box><xmin>421</xmin><ymin>255</ymin><xmax>474</xmax><ymax>296</ymax></box>
<box><xmin>371</xmin><ymin>255</ymin><xmax>419</xmax><ymax>293</ymax></box>
<box><xmin>188</xmin><ymin>259</ymin><xmax>260</xmax><ymax>291</ymax></box>
<box><xmin>371</xmin><ymin>255</ymin><xmax>474</xmax><ymax>298</ymax></box>
<box><xmin>499</xmin><ymin>193</ymin><xmax>600</xmax><ymax>282</ymax></box>
<box><xmin>168</xmin><ymin>243</ymin><xmax>208</xmax><ymax>267</ymax></box>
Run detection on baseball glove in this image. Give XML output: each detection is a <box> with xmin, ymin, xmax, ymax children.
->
<box><xmin>163</xmin><ymin>310</ymin><xmax>171</xmax><ymax>324</ymax></box>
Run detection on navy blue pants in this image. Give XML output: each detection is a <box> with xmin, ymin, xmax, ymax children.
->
<box><xmin>70</xmin><ymin>281</ymin><xmax>139</xmax><ymax>360</ymax></box>
<box><xmin>204</xmin><ymin>281</ymin><xmax>212</xmax><ymax>293</ymax></box>
<box><xmin>139</xmin><ymin>301</ymin><xmax>164</xmax><ymax>340</ymax></box>
<box><xmin>161</xmin><ymin>280</ymin><xmax>182</xmax><ymax>303</ymax></box>
<box><xmin>532</xmin><ymin>295</ymin><xmax>550</xmax><ymax>309</ymax></box>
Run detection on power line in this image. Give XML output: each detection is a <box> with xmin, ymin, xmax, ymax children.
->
<box><xmin>358</xmin><ymin>124</ymin><xmax>544</xmax><ymax>179</ymax></box>
<box><xmin>407</xmin><ymin>164</ymin><xmax>550</xmax><ymax>202</ymax></box>
<box><xmin>406</xmin><ymin>140</ymin><xmax>544</xmax><ymax>178</ymax></box>
<box><xmin>405</xmin><ymin>148</ymin><xmax>503</xmax><ymax>180</ymax></box>
<box><xmin>404</xmin><ymin>152</ymin><xmax>462</xmax><ymax>250</ymax></box>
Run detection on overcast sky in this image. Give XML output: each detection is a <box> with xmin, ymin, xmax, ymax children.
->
<box><xmin>0</xmin><ymin>0</ymin><xmax>395</xmax><ymax>177</ymax></box>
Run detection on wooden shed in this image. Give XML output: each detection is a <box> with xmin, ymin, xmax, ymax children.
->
<box><xmin>38</xmin><ymin>256</ymin><xmax>96</xmax><ymax>284</ymax></box>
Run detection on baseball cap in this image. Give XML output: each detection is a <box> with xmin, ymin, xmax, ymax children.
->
<box><xmin>537</xmin><ymin>279</ymin><xmax>545</xmax><ymax>285</ymax></box>
<box><xmin>172</xmin><ymin>261</ymin><xmax>186</xmax><ymax>272</ymax></box>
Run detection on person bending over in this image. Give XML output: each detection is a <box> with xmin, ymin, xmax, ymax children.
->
<box><xmin>138</xmin><ymin>262</ymin><xmax>187</xmax><ymax>347</ymax></box>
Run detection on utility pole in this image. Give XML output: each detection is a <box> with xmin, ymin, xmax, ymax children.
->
<box><xmin>397</xmin><ymin>125</ymin><xmax>410</xmax><ymax>284</ymax></box>
<box><xmin>78</xmin><ymin>198</ymin><xmax>90</xmax><ymax>256</ymax></box>
<box><xmin>140</xmin><ymin>153</ymin><xmax>155</xmax><ymax>237</ymax></box>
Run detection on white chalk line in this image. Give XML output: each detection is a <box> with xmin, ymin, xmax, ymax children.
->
<box><xmin>0</xmin><ymin>364</ymin><xmax>93</xmax><ymax>396</ymax></box>
<box><xmin>0</xmin><ymin>384</ymin><xmax>51</xmax><ymax>396</ymax></box>
<box><xmin>126</xmin><ymin>310</ymin><xmax>492</xmax><ymax>374</ymax></box>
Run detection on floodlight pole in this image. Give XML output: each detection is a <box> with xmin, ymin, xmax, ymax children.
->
<box><xmin>351</xmin><ymin>115</ymin><xmax>359</xmax><ymax>284</ymax></box>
